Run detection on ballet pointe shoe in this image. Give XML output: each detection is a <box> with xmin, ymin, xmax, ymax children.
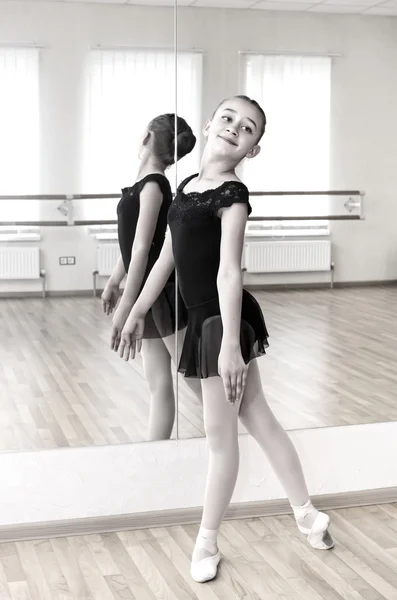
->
<box><xmin>190</xmin><ymin>537</ymin><xmax>221</xmax><ymax>583</ymax></box>
<box><xmin>297</xmin><ymin>511</ymin><xmax>334</xmax><ymax>550</ymax></box>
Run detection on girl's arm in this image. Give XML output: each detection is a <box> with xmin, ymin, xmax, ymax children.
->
<box><xmin>216</xmin><ymin>202</ymin><xmax>248</xmax><ymax>404</ymax></box>
<box><xmin>108</xmin><ymin>256</ymin><xmax>126</xmax><ymax>287</ymax></box>
<box><xmin>117</xmin><ymin>182</ymin><xmax>164</xmax><ymax>312</ymax></box>
<box><xmin>116</xmin><ymin>230</ymin><xmax>175</xmax><ymax>357</ymax></box>
<box><xmin>102</xmin><ymin>256</ymin><xmax>126</xmax><ymax>314</ymax></box>
<box><xmin>129</xmin><ymin>228</ymin><xmax>175</xmax><ymax>318</ymax></box>
<box><xmin>217</xmin><ymin>203</ymin><xmax>247</xmax><ymax>349</ymax></box>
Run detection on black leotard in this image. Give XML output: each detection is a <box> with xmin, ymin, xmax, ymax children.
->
<box><xmin>168</xmin><ymin>174</ymin><xmax>269</xmax><ymax>378</ymax></box>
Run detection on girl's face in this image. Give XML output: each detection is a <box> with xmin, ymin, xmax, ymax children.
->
<box><xmin>203</xmin><ymin>97</ymin><xmax>262</xmax><ymax>163</ymax></box>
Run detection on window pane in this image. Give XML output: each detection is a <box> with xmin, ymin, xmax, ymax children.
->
<box><xmin>241</xmin><ymin>54</ymin><xmax>331</xmax><ymax>219</ymax></box>
<box><xmin>0</xmin><ymin>48</ymin><xmax>40</xmax><ymax>222</ymax></box>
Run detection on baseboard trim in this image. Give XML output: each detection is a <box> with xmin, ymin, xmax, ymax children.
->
<box><xmin>0</xmin><ymin>289</ymin><xmax>95</xmax><ymax>298</ymax></box>
<box><xmin>245</xmin><ymin>279</ymin><xmax>397</xmax><ymax>291</ymax></box>
<box><xmin>333</xmin><ymin>279</ymin><xmax>397</xmax><ymax>288</ymax></box>
<box><xmin>1</xmin><ymin>487</ymin><xmax>396</xmax><ymax>543</ymax></box>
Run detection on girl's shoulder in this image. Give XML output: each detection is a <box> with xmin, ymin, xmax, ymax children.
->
<box><xmin>122</xmin><ymin>173</ymin><xmax>171</xmax><ymax>199</ymax></box>
<box><xmin>213</xmin><ymin>180</ymin><xmax>251</xmax><ymax>215</ymax></box>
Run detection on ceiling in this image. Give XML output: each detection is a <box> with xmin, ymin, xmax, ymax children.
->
<box><xmin>14</xmin><ymin>0</ymin><xmax>397</xmax><ymax>16</ymax></box>
<box><xmin>178</xmin><ymin>0</ymin><xmax>397</xmax><ymax>13</ymax></box>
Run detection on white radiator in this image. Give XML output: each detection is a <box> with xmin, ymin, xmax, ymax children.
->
<box><xmin>96</xmin><ymin>243</ymin><xmax>119</xmax><ymax>276</ymax></box>
<box><xmin>244</xmin><ymin>240</ymin><xmax>331</xmax><ymax>273</ymax></box>
<box><xmin>0</xmin><ymin>246</ymin><xmax>40</xmax><ymax>279</ymax></box>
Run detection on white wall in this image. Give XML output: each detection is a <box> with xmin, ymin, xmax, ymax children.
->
<box><xmin>1</xmin><ymin>2</ymin><xmax>396</xmax><ymax>288</ymax></box>
<box><xmin>1</xmin><ymin>4</ymin><xmax>397</xmax><ymax>526</ymax></box>
<box><xmin>1</xmin><ymin>422</ymin><xmax>397</xmax><ymax>525</ymax></box>
<box><xmin>178</xmin><ymin>7</ymin><xmax>397</xmax><ymax>283</ymax></box>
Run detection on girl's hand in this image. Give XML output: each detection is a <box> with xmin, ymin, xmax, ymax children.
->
<box><xmin>218</xmin><ymin>344</ymin><xmax>248</xmax><ymax>405</ymax></box>
<box><xmin>110</xmin><ymin>305</ymin><xmax>130</xmax><ymax>351</ymax></box>
<box><xmin>101</xmin><ymin>282</ymin><xmax>120</xmax><ymax>315</ymax></box>
<box><xmin>118</xmin><ymin>313</ymin><xmax>146</xmax><ymax>361</ymax></box>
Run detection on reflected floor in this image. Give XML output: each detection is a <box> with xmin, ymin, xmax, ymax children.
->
<box><xmin>1</xmin><ymin>286</ymin><xmax>397</xmax><ymax>451</ymax></box>
<box><xmin>0</xmin><ymin>296</ymin><xmax>153</xmax><ymax>450</ymax></box>
<box><xmin>178</xmin><ymin>286</ymin><xmax>397</xmax><ymax>438</ymax></box>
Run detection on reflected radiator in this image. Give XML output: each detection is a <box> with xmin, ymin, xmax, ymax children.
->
<box><xmin>244</xmin><ymin>240</ymin><xmax>331</xmax><ymax>273</ymax></box>
<box><xmin>0</xmin><ymin>246</ymin><xmax>40</xmax><ymax>279</ymax></box>
<box><xmin>96</xmin><ymin>243</ymin><xmax>119</xmax><ymax>276</ymax></box>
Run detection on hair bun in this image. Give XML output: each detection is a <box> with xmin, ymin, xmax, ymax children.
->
<box><xmin>176</xmin><ymin>128</ymin><xmax>196</xmax><ymax>158</ymax></box>
<box><xmin>147</xmin><ymin>113</ymin><xmax>196</xmax><ymax>167</ymax></box>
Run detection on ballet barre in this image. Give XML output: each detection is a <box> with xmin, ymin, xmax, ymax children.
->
<box><xmin>0</xmin><ymin>189</ymin><xmax>365</xmax><ymax>226</ymax></box>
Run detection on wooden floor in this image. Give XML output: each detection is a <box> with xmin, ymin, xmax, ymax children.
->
<box><xmin>1</xmin><ymin>504</ymin><xmax>397</xmax><ymax>599</ymax></box>
<box><xmin>1</xmin><ymin>286</ymin><xmax>397</xmax><ymax>450</ymax></box>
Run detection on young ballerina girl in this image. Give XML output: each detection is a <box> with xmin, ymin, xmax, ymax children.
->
<box><xmin>117</xmin><ymin>96</ymin><xmax>334</xmax><ymax>582</ymax></box>
<box><xmin>102</xmin><ymin>113</ymin><xmax>198</xmax><ymax>441</ymax></box>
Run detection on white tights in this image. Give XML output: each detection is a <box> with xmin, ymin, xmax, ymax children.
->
<box><xmin>190</xmin><ymin>359</ymin><xmax>334</xmax><ymax>579</ymax></box>
<box><xmin>199</xmin><ymin>359</ymin><xmax>310</xmax><ymax>533</ymax></box>
<box><xmin>141</xmin><ymin>329</ymin><xmax>201</xmax><ymax>441</ymax></box>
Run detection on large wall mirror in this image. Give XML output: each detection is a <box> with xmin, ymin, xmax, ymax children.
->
<box><xmin>1</xmin><ymin>0</ymin><xmax>396</xmax><ymax>457</ymax></box>
<box><xmin>0</xmin><ymin>0</ymin><xmax>184</xmax><ymax>449</ymax></box>
<box><xmin>174</xmin><ymin>4</ymin><xmax>397</xmax><ymax>439</ymax></box>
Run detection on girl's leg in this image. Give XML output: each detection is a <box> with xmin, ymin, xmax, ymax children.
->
<box><xmin>141</xmin><ymin>338</ymin><xmax>175</xmax><ymax>441</ymax></box>
<box><xmin>239</xmin><ymin>359</ymin><xmax>333</xmax><ymax>550</ymax></box>
<box><xmin>191</xmin><ymin>375</ymin><xmax>240</xmax><ymax>583</ymax></box>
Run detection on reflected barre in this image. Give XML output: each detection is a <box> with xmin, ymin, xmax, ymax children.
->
<box><xmin>0</xmin><ymin>189</ymin><xmax>365</xmax><ymax>226</ymax></box>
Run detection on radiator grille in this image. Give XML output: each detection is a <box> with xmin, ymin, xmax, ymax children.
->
<box><xmin>96</xmin><ymin>244</ymin><xmax>119</xmax><ymax>276</ymax></box>
<box><xmin>245</xmin><ymin>240</ymin><xmax>331</xmax><ymax>273</ymax></box>
<box><xmin>0</xmin><ymin>246</ymin><xmax>40</xmax><ymax>279</ymax></box>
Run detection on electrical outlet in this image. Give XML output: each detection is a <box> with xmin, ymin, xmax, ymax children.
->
<box><xmin>59</xmin><ymin>256</ymin><xmax>76</xmax><ymax>265</ymax></box>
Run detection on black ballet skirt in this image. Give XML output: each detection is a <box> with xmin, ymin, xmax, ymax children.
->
<box><xmin>167</xmin><ymin>174</ymin><xmax>269</xmax><ymax>378</ymax></box>
<box><xmin>141</xmin><ymin>281</ymin><xmax>187</xmax><ymax>340</ymax></box>
<box><xmin>117</xmin><ymin>173</ymin><xmax>187</xmax><ymax>340</ymax></box>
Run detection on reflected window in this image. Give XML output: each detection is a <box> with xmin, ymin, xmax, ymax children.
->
<box><xmin>0</xmin><ymin>47</ymin><xmax>40</xmax><ymax>222</ymax></box>
<box><xmin>82</xmin><ymin>48</ymin><xmax>203</xmax><ymax>219</ymax></box>
<box><xmin>175</xmin><ymin>51</ymin><xmax>203</xmax><ymax>185</ymax></box>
